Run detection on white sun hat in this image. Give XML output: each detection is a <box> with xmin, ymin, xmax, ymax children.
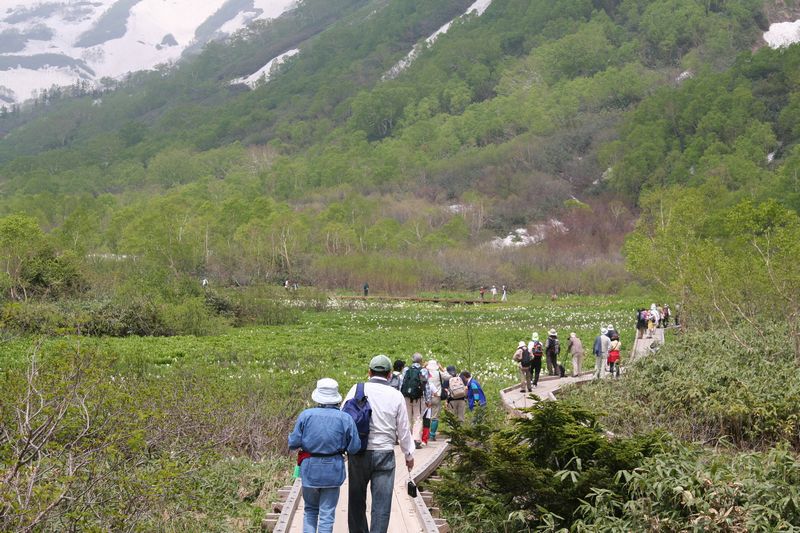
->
<box><xmin>312</xmin><ymin>378</ymin><xmax>342</xmax><ymax>405</ymax></box>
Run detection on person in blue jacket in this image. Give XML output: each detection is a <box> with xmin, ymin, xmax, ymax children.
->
<box><xmin>460</xmin><ymin>371</ymin><xmax>487</xmax><ymax>411</ymax></box>
<box><xmin>288</xmin><ymin>378</ymin><xmax>361</xmax><ymax>533</ymax></box>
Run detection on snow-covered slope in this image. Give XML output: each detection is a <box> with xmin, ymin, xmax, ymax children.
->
<box><xmin>230</xmin><ymin>47</ymin><xmax>298</xmax><ymax>88</ymax></box>
<box><xmin>384</xmin><ymin>0</ymin><xmax>492</xmax><ymax>80</ymax></box>
<box><xmin>0</xmin><ymin>0</ymin><xmax>297</xmax><ymax>104</ymax></box>
<box><xmin>764</xmin><ymin>20</ymin><xmax>800</xmax><ymax>48</ymax></box>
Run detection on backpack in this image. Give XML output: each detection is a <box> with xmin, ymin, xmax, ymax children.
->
<box><xmin>548</xmin><ymin>338</ymin><xmax>560</xmax><ymax>355</ymax></box>
<box><xmin>558</xmin><ymin>363</ymin><xmax>566</xmax><ymax>378</ymax></box>
<box><xmin>448</xmin><ymin>376</ymin><xmax>466</xmax><ymax>399</ymax></box>
<box><xmin>438</xmin><ymin>372</ymin><xmax>449</xmax><ymax>401</ymax></box>
<box><xmin>342</xmin><ymin>382</ymin><xmax>371</xmax><ymax>454</ymax></box>
<box><xmin>520</xmin><ymin>346</ymin><xmax>532</xmax><ymax>368</ymax></box>
<box><xmin>388</xmin><ymin>371</ymin><xmax>402</xmax><ymax>390</ymax></box>
<box><xmin>401</xmin><ymin>366</ymin><xmax>425</xmax><ymax>400</ymax></box>
<box><xmin>531</xmin><ymin>341</ymin><xmax>544</xmax><ymax>356</ymax></box>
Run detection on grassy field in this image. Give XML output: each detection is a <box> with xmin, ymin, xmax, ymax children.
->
<box><xmin>0</xmin><ymin>294</ymin><xmax>642</xmax><ymax>531</ymax></box>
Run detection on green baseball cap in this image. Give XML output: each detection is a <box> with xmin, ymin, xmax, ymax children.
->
<box><xmin>369</xmin><ymin>354</ymin><xmax>392</xmax><ymax>372</ymax></box>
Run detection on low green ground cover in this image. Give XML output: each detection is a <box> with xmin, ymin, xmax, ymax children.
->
<box><xmin>0</xmin><ymin>295</ymin><xmax>636</xmax><ymax>531</ymax></box>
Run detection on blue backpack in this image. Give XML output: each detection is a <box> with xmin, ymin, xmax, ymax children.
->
<box><xmin>342</xmin><ymin>382</ymin><xmax>371</xmax><ymax>454</ymax></box>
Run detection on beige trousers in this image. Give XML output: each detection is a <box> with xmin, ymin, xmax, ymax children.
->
<box><xmin>405</xmin><ymin>397</ymin><xmax>424</xmax><ymax>441</ymax></box>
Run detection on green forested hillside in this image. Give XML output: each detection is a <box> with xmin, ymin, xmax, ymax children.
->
<box><xmin>0</xmin><ymin>0</ymin><xmax>774</xmax><ymax>299</ymax></box>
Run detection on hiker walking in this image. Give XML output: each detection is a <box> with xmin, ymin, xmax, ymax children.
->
<box><xmin>461</xmin><ymin>371</ymin><xmax>487</xmax><ymax>411</ymax></box>
<box><xmin>636</xmin><ymin>308</ymin><xmax>648</xmax><ymax>339</ymax></box>
<box><xmin>363</xmin><ymin>282</ymin><xmax>369</xmax><ymax>297</ymax></box>
<box><xmin>425</xmin><ymin>359</ymin><xmax>450</xmax><ymax>441</ymax></box>
<box><xmin>662</xmin><ymin>304</ymin><xmax>671</xmax><ymax>327</ymax></box>
<box><xmin>567</xmin><ymin>332</ymin><xmax>584</xmax><ymax>376</ymax></box>
<box><xmin>401</xmin><ymin>353</ymin><xmax>430</xmax><ymax>448</ymax></box>
<box><xmin>289</xmin><ymin>378</ymin><xmax>361</xmax><ymax>533</ymax></box>
<box><xmin>528</xmin><ymin>332</ymin><xmax>545</xmax><ymax>387</ymax></box>
<box><xmin>388</xmin><ymin>359</ymin><xmax>405</xmax><ymax>390</ymax></box>
<box><xmin>343</xmin><ymin>355</ymin><xmax>415</xmax><ymax>533</ymax></box>
<box><xmin>608</xmin><ymin>336</ymin><xmax>621</xmax><ymax>378</ymax></box>
<box><xmin>501</xmin><ymin>285</ymin><xmax>507</xmax><ymax>301</ymax></box>
<box><xmin>605</xmin><ymin>324</ymin><xmax>617</xmax><ymax>340</ymax></box>
<box><xmin>647</xmin><ymin>304</ymin><xmax>659</xmax><ymax>338</ymax></box>
<box><xmin>513</xmin><ymin>341</ymin><xmax>533</xmax><ymax>392</ymax></box>
<box><xmin>445</xmin><ymin>365</ymin><xmax>467</xmax><ymax>422</ymax></box>
<box><xmin>479</xmin><ymin>286</ymin><xmax>486</xmax><ymax>300</ymax></box>
<box><xmin>593</xmin><ymin>327</ymin><xmax>610</xmax><ymax>379</ymax></box>
<box><xmin>491</xmin><ymin>285</ymin><xmax>498</xmax><ymax>299</ymax></box>
<box><xmin>545</xmin><ymin>329</ymin><xmax>560</xmax><ymax>376</ymax></box>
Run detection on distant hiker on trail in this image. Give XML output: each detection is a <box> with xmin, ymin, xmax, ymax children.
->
<box><xmin>461</xmin><ymin>371</ymin><xmax>487</xmax><ymax>411</ymax></box>
<box><xmin>445</xmin><ymin>365</ymin><xmax>467</xmax><ymax>422</ymax></box>
<box><xmin>513</xmin><ymin>341</ymin><xmax>533</xmax><ymax>393</ymax></box>
<box><xmin>388</xmin><ymin>359</ymin><xmax>405</xmax><ymax>390</ymax></box>
<box><xmin>288</xmin><ymin>378</ymin><xmax>361</xmax><ymax>533</ymax></box>
<box><xmin>501</xmin><ymin>285</ymin><xmax>507</xmax><ymax>301</ymax></box>
<box><xmin>662</xmin><ymin>304</ymin><xmax>671</xmax><ymax>327</ymax></box>
<box><xmin>363</xmin><ymin>282</ymin><xmax>369</xmax><ymax>297</ymax></box>
<box><xmin>201</xmin><ymin>277</ymin><xmax>208</xmax><ymax>288</ymax></box>
<box><xmin>425</xmin><ymin>359</ymin><xmax>450</xmax><ymax>442</ymax></box>
<box><xmin>491</xmin><ymin>285</ymin><xmax>498</xmax><ymax>299</ymax></box>
<box><xmin>401</xmin><ymin>353</ymin><xmax>430</xmax><ymax>449</ymax></box>
<box><xmin>479</xmin><ymin>286</ymin><xmax>486</xmax><ymax>300</ymax></box>
<box><xmin>608</xmin><ymin>336</ymin><xmax>621</xmax><ymax>378</ymax></box>
<box><xmin>528</xmin><ymin>332</ymin><xmax>545</xmax><ymax>387</ymax></box>
<box><xmin>636</xmin><ymin>308</ymin><xmax>648</xmax><ymax>339</ymax></box>
<box><xmin>545</xmin><ymin>329</ymin><xmax>560</xmax><ymax>376</ymax></box>
<box><xmin>343</xmin><ymin>355</ymin><xmax>415</xmax><ymax>533</ymax></box>
<box><xmin>568</xmin><ymin>332</ymin><xmax>584</xmax><ymax>377</ymax></box>
<box><xmin>647</xmin><ymin>304</ymin><xmax>659</xmax><ymax>338</ymax></box>
<box><xmin>284</xmin><ymin>279</ymin><xmax>290</xmax><ymax>290</ymax></box>
<box><xmin>593</xmin><ymin>327</ymin><xmax>611</xmax><ymax>379</ymax></box>
<box><xmin>657</xmin><ymin>304</ymin><xmax>665</xmax><ymax>327</ymax></box>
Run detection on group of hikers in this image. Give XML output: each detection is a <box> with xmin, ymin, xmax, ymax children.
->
<box><xmin>637</xmin><ymin>303</ymin><xmax>671</xmax><ymax>338</ymax></box>
<box><xmin>513</xmin><ymin>325</ymin><xmax>624</xmax><ymax>389</ymax></box>
<box><xmin>479</xmin><ymin>284</ymin><xmax>508</xmax><ymax>301</ymax></box>
<box><xmin>289</xmin><ymin>306</ymin><xmax>670</xmax><ymax>532</ymax></box>
<box><xmin>288</xmin><ymin>353</ymin><xmax>486</xmax><ymax>533</ymax></box>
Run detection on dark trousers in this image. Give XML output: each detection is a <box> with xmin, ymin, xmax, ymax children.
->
<box><xmin>546</xmin><ymin>352</ymin><xmax>558</xmax><ymax>375</ymax></box>
<box><xmin>347</xmin><ymin>450</ymin><xmax>395</xmax><ymax>533</ymax></box>
<box><xmin>532</xmin><ymin>356</ymin><xmax>542</xmax><ymax>386</ymax></box>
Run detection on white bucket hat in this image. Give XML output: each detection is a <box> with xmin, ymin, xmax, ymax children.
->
<box><xmin>312</xmin><ymin>378</ymin><xmax>342</xmax><ymax>405</ymax></box>
<box><xmin>548</xmin><ymin>329</ymin><xmax>557</xmax><ymax>337</ymax></box>
<box><xmin>531</xmin><ymin>332</ymin><xmax>539</xmax><ymax>342</ymax></box>
<box><xmin>518</xmin><ymin>341</ymin><xmax>526</xmax><ymax>348</ymax></box>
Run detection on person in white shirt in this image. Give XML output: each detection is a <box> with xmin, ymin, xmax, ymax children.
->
<box><xmin>343</xmin><ymin>355</ymin><xmax>415</xmax><ymax>533</ymax></box>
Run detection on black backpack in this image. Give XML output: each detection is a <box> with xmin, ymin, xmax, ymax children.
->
<box><xmin>520</xmin><ymin>346</ymin><xmax>532</xmax><ymax>368</ymax></box>
<box><xmin>401</xmin><ymin>366</ymin><xmax>425</xmax><ymax>399</ymax></box>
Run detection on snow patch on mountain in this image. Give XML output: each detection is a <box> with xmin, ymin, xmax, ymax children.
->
<box><xmin>764</xmin><ymin>20</ymin><xmax>800</xmax><ymax>47</ymax></box>
<box><xmin>490</xmin><ymin>219</ymin><xmax>567</xmax><ymax>249</ymax></box>
<box><xmin>0</xmin><ymin>0</ymin><xmax>297</xmax><ymax>104</ymax></box>
<box><xmin>230</xmin><ymin>47</ymin><xmax>298</xmax><ymax>88</ymax></box>
<box><xmin>383</xmin><ymin>0</ymin><xmax>492</xmax><ymax>80</ymax></box>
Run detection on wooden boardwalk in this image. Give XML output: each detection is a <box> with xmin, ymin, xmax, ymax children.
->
<box><xmin>339</xmin><ymin>295</ymin><xmax>499</xmax><ymax>305</ymax></box>
<box><xmin>502</xmin><ymin>328</ymin><xmax>667</xmax><ymax>414</ymax></box>
<box><xmin>274</xmin><ymin>439</ymin><xmax>449</xmax><ymax>533</ymax></box>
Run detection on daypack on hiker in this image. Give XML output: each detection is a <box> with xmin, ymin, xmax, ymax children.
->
<box><xmin>342</xmin><ymin>382</ymin><xmax>371</xmax><ymax>454</ymax></box>
<box><xmin>448</xmin><ymin>376</ymin><xmax>466</xmax><ymax>399</ymax></box>
<box><xmin>401</xmin><ymin>366</ymin><xmax>425</xmax><ymax>399</ymax></box>
<box><xmin>547</xmin><ymin>338</ymin><xmax>560</xmax><ymax>355</ymax></box>
<box><xmin>520</xmin><ymin>346</ymin><xmax>532</xmax><ymax>367</ymax></box>
<box><xmin>438</xmin><ymin>371</ymin><xmax>449</xmax><ymax>400</ymax></box>
<box><xmin>531</xmin><ymin>341</ymin><xmax>544</xmax><ymax>356</ymax></box>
